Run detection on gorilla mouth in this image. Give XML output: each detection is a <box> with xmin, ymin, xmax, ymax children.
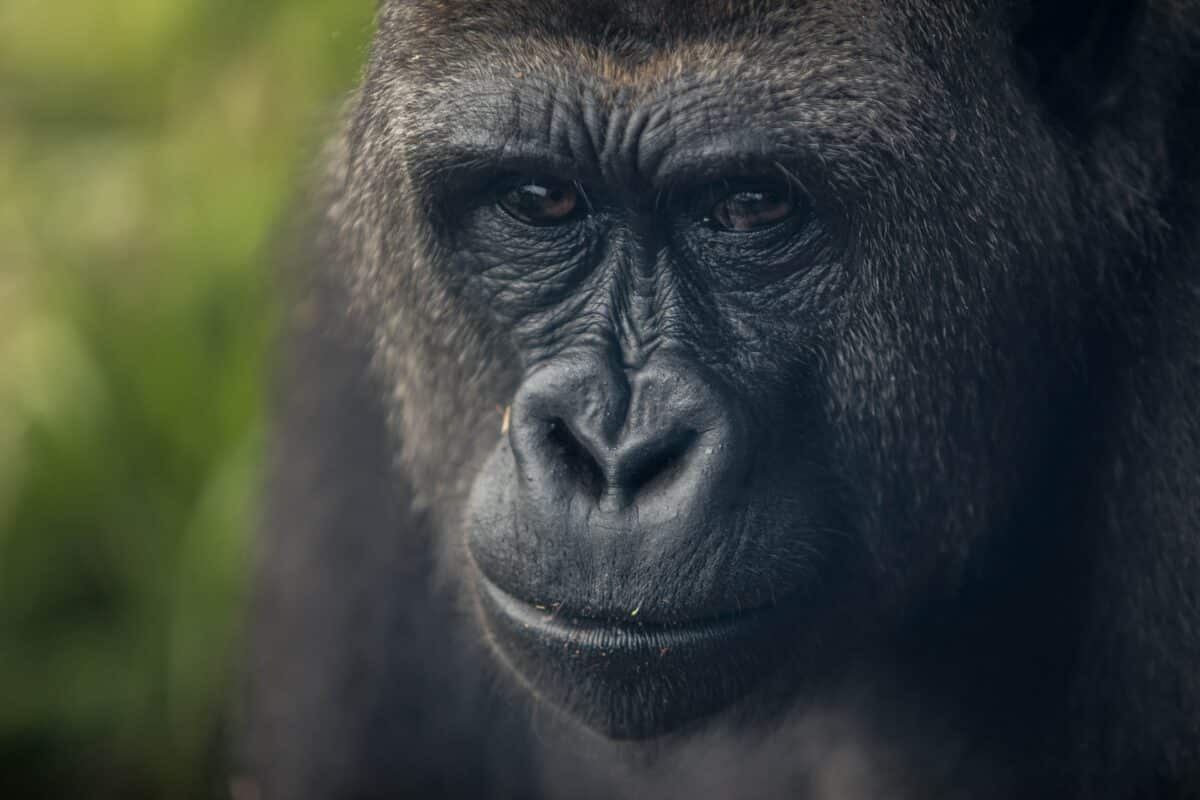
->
<box><xmin>479</xmin><ymin>577</ymin><xmax>773</xmax><ymax>654</ymax></box>
<box><xmin>475</xmin><ymin>575</ymin><xmax>787</xmax><ymax>738</ymax></box>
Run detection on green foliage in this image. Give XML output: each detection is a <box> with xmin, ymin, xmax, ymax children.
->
<box><xmin>0</xmin><ymin>1</ymin><xmax>375</xmax><ymax>795</ymax></box>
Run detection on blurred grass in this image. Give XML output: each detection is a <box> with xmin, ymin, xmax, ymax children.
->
<box><xmin>0</xmin><ymin>1</ymin><xmax>375</xmax><ymax>796</ymax></box>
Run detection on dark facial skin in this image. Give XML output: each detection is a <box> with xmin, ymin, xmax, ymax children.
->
<box><xmin>448</xmin><ymin>76</ymin><xmax>856</xmax><ymax>734</ymax></box>
<box><xmin>415</xmin><ymin>22</ymin><xmax>1075</xmax><ymax>736</ymax></box>
<box><xmin>250</xmin><ymin>1</ymin><xmax>1200</xmax><ymax>797</ymax></box>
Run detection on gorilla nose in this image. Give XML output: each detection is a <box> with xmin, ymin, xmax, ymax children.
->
<box><xmin>508</xmin><ymin>354</ymin><xmax>745</xmax><ymax>518</ymax></box>
<box><xmin>542</xmin><ymin>408</ymin><xmax>698</xmax><ymax>505</ymax></box>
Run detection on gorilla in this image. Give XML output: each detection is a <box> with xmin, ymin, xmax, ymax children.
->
<box><xmin>249</xmin><ymin>0</ymin><xmax>1200</xmax><ymax>797</ymax></box>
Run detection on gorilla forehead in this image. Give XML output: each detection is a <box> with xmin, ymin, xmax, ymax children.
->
<box><xmin>400</xmin><ymin>67</ymin><xmax>926</xmax><ymax>196</ymax></box>
<box><xmin>380</xmin><ymin>18</ymin><xmax>959</xmax><ymax>202</ymax></box>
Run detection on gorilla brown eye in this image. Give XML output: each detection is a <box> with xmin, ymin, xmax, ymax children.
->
<box><xmin>498</xmin><ymin>179</ymin><xmax>580</xmax><ymax>226</ymax></box>
<box><xmin>710</xmin><ymin>187</ymin><xmax>795</xmax><ymax>231</ymax></box>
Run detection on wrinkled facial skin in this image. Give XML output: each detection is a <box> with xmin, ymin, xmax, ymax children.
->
<box><xmin>444</xmin><ymin>60</ymin><xmax>869</xmax><ymax>736</ymax></box>
<box><xmin>345</xmin><ymin>1</ymin><xmax>1103</xmax><ymax>739</ymax></box>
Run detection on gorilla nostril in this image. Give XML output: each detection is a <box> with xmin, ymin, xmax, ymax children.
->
<box><xmin>546</xmin><ymin>418</ymin><xmax>606</xmax><ymax>498</ymax></box>
<box><xmin>621</xmin><ymin>429</ymin><xmax>699</xmax><ymax>496</ymax></box>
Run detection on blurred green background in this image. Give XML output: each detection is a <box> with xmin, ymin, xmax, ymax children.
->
<box><xmin>0</xmin><ymin>1</ymin><xmax>375</xmax><ymax>796</ymax></box>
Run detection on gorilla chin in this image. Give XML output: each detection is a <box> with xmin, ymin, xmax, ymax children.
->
<box><xmin>472</xmin><ymin>569</ymin><xmax>787</xmax><ymax>738</ymax></box>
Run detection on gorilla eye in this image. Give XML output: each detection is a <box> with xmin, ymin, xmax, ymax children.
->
<box><xmin>497</xmin><ymin>179</ymin><xmax>581</xmax><ymax>226</ymax></box>
<box><xmin>709</xmin><ymin>186</ymin><xmax>796</xmax><ymax>232</ymax></box>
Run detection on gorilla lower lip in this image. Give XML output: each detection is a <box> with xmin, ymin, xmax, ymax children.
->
<box><xmin>476</xmin><ymin>576</ymin><xmax>785</xmax><ymax>737</ymax></box>
<box><xmin>479</xmin><ymin>578</ymin><xmax>771</xmax><ymax>654</ymax></box>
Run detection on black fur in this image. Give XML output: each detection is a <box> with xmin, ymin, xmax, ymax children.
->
<box><xmin>249</xmin><ymin>1</ymin><xmax>1200</xmax><ymax>797</ymax></box>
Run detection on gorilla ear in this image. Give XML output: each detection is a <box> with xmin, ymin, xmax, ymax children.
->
<box><xmin>1015</xmin><ymin>0</ymin><xmax>1145</xmax><ymax>128</ymax></box>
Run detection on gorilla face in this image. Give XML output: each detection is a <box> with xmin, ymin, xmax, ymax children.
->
<box><xmin>462</xmin><ymin>165</ymin><xmax>843</xmax><ymax>734</ymax></box>
<box><xmin>354</xmin><ymin>1</ymin><xmax>1097</xmax><ymax>739</ymax></box>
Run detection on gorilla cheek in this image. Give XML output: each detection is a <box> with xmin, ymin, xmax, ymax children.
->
<box><xmin>465</xmin><ymin>442</ymin><xmax>526</xmax><ymax>593</ymax></box>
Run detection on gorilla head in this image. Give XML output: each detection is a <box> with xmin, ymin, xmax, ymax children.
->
<box><xmin>351</xmin><ymin>0</ymin><xmax>1113</xmax><ymax>734</ymax></box>
<box><xmin>253</xmin><ymin>0</ymin><xmax>1200</xmax><ymax>796</ymax></box>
